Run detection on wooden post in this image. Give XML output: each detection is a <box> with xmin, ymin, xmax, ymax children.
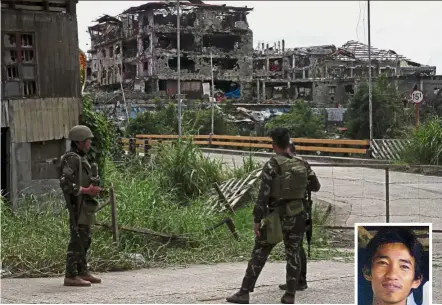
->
<box><xmin>415</xmin><ymin>103</ymin><xmax>419</xmax><ymax>129</ymax></box>
<box><xmin>129</xmin><ymin>138</ymin><xmax>136</xmax><ymax>155</ymax></box>
<box><xmin>225</xmin><ymin>217</ymin><xmax>239</xmax><ymax>240</ymax></box>
<box><xmin>110</xmin><ymin>185</ymin><xmax>119</xmax><ymax>248</ymax></box>
<box><xmin>143</xmin><ymin>139</ymin><xmax>150</xmax><ymax>156</ymax></box>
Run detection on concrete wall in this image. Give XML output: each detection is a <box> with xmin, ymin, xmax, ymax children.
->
<box><xmin>9</xmin><ymin>139</ymin><xmax>70</xmax><ymax>208</ymax></box>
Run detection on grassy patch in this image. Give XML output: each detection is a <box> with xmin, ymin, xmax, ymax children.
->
<box><xmin>1</xmin><ymin>141</ymin><xmax>337</xmax><ymax>277</ymax></box>
<box><xmin>400</xmin><ymin>116</ymin><xmax>442</xmax><ymax>165</ymax></box>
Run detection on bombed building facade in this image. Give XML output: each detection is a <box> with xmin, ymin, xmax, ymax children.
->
<box><xmin>87</xmin><ymin>1</ymin><xmax>253</xmax><ymax>100</ymax></box>
<box><xmin>86</xmin><ymin>2</ymin><xmax>441</xmax><ymax>109</ymax></box>
<box><xmin>253</xmin><ymin>40</ymin><xmax>439</xmax><ymax>107</ymax></box>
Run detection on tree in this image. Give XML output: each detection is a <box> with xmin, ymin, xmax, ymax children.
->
<box><xmin>265</xmin><ymin>101</ymin><xmax>325</xmax><ymax>138</ymax></box>
<box><xmin>125</xmin><ymin>103</ymin><xmax>238</xmax><ymax>137</ymax></box>
<box><xmin>183</xmin><ymin>109</ymin><xmax>237</xmax><ymax>135</ymax></box>
<box><xmin>345</xmin><ymin>74</ymin><xmax>406</xmax><ymax>139</ymax></box>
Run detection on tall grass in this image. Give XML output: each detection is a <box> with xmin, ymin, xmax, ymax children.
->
<box><xmin>1</xmin><ymin>141</ymin><xmax>335</xmax><ymax>277</ymax></box>
<box><xmin>400</xmin><ymin>116</ymin><xmax>442</xmax><ymax>165</ymax></box>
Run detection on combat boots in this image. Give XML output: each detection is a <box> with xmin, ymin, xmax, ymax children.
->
<box><xmin>226</xmin><ymin>289</ymin><xmax>250</xmax><ymax>304</ymax></box>
<box><xmin>63</xmin><ymin>276</ymin><xmax>91</xmax><ymax>287</ymax></box>
<box><xmin>278</xmin><ymin>283</ymin><xmax>308</xmax><ymax>291</ymax></box>
<box><xmin>79</xmin><ymin>273</ymin><xmax>102</xmax><ymax>284</ymax></box>
<box><xmin>281</xmin><ymin>292</ymin><xmax>295</xmax><ymax>304</ymax></box>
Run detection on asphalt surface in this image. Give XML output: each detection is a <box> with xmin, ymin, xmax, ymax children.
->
<box><xmin>2</xmin><ymin>260</ymin><xmax>441</xmax><ymax>304</ymax></box>
<box><xmin>0</xmin><ymin>261</ymin><xmax>354</xmax><ymax>304</ymax></box>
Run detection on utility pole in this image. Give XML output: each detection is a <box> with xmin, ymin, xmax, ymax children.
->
<box><xmin>368</xmin><ymin>0</ymin><xmax>373</xmax><ymax>144</ymax></box>
<box><xmin>177</xmin><ymin>0</ymin><xmax>182</xmax><ymax>137</ymax></box>
<box><xmin>210</xmin><ymin>52</ymin><xmax>215</xmax><ymax>135</ymax></box>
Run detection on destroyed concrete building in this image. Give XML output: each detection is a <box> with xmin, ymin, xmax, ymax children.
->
<box><xmin>253</xmin><ymin>40</ymin><xmax>440</xmax><ymax>106</ymax></box>
<box><xmin>86</xmin><ymin>2</ymin><xmax>441</xmax><ymax>111</ymax></box>
<box><xmin>1</xmin><ymin>0</ymin><xmax>82</xmax><ymax>206</ymax></box>
<box><xmin>87</xmin><ymin>1</ymin><xmax>254</xmax><ymax>99</ymax></box>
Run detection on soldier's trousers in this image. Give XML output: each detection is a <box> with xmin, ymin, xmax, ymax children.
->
<box><xmin>241</xmin><ymin>212</ymin><xmax>305</xmax><ymax>294</ymax></box>
<box><xmin>65</xmin><ymin>216</ymin><xmax>92</xmax><ymax>277</ymax></box>
<box><xmin>299</xmin><ymin>236</ymin><xmax>307</xmax><ymax>285</ymax></box>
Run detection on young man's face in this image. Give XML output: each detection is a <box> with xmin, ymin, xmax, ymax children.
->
<box><xmin>364</xmin><ymin>242</ymin><xmax>422</xmax><ymax>305</ymax></box>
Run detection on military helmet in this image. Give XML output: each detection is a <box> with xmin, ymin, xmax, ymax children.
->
<box><xmin>68</xmin><ymin>125</ymin><xmax>94</xmax><ymax>142</ymax></box>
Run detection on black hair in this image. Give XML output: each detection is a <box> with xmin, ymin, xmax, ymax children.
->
<box><xmin>268</xmin><ymin>128</ymin><xmax>290</xmax><ymax>150</ymax></box>
<box><xmin>364</xmin><ymin>227</ymin><xmax>424</xmax><ymax>281</ymax></box>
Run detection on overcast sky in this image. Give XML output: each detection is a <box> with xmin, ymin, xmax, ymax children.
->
<box><xmin>77</xmin><ymin>1</ymin><xmax>442</xmax><ymax>73</ymax></box>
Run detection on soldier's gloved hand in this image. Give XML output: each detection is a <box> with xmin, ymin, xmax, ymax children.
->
<box><xmin>254</xmin><ymin>223</ymin><xmax>261</xmax><ymax>237</ymax></box>
<box><xmin>81</xmin><ymin>184</ymin><xmax>103</xmax><ymax>196</ymax></box>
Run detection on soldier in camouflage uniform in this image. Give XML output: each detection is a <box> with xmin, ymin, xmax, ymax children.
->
<box><xmin>60</xmin><ymin>125</ymin><xmax>103</xmax><ymax>287</ymax></box>
<box><xmin>226</xmin><ymin>128</ymin><xmax>320</xmax><ymax>304</ymax></box>
<box><xmin>279</xmin><ymin>141</ymin><xmax>308</xmax><ymax>292</ymax></box>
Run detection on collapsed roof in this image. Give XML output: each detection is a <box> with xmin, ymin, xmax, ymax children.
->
<box><xmin>122</xmin><ymin>1</ymin><xmax>253</xmax><ymax>14</ymax></box>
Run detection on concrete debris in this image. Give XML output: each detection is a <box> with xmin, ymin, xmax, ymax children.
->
<box><xmin>126</xmin><ymin>253</ymin><xmax>146</xmax><ymax>267</ymax></box>
<box><xmin>1</xmin><ymin>267</ymin><xmax>12</xmax><ymax>278</ymax></box>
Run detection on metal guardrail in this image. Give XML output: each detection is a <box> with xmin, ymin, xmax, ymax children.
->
<box><xmin>120</xmin><ymin>134</ymin><xmax>371</xmax><ymax>157</ymax></box>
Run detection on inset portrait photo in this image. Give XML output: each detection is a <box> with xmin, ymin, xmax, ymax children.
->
<box><xmin>355</xmin><ymin>223</ymin><xmax>432</xmax><ymax>305</ymax></box>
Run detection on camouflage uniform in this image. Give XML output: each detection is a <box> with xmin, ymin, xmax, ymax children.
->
<box><xmin>59</xmin><ymin>125</ymin><xmax>101</xmax><ymax>287</ymax></box>
<box><xmin>227</xmin><ymin>152</ymin><xmax>320</xmax><ymax>304</ymax></box>
<box><xmin>280</xmin><ymin>192</ymin><xmax>309</xmax><ymax>292</ymax></box>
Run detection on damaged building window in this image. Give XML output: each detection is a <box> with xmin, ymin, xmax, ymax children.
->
<box><xmin>345</xmin><ymin>84</ymin><xmax>354</xmax><ymax>95</ymax></box>
<box><xmin>328</xmin><ymin>86</ymin><xmax>336</xmax><ymax>95</ymax></box>
<box><xmin>254</xmin><ymin>59</ymin><xmax>266</xmax><ymax>71</ymax></box>
<box><xmin>21</xmin><ymin>34</ymin><xmax>33</xmax><ymax>47</ymax></box>
<box><xmin>2</xmin><ymin>32</ymin><xmax>38</xmax><ymax>98</ymax></box>
<box><xmin>154</xmin><ymin>11</ymin><xmax>178</xmax><ymax>27</ymax></box>
<box><xmin>109</xmin><ymin>46</ymin><xmax>114</xmax><ymax>58</ymax></box>
<box><xmin>101</xmin><ymin>48</ymin><xmax>106</xmax><ymax>58</ymax></box>
<box><xmin>143</xmin><ymin>37</ymin><xmax>150</xmax><ymax>51</ymax></box>
<box><xmin>158</xmin><ymin>80</ymin><xmax>167</xmax><ymax>91</ymax></box>
<box><xmin>115</xmin><ymin>44</ymin><xmax>121</xmax><ymax>55</ymax></box>
<box><xmin>157</xmin><ymin>33</ymin><xmax>195</xmax><ymax>51</ymax></box>
<box><xmin>22</xmin><ymin>50</ymin><xmax>34</xmax><ymax>63</ymax></box>
<box><xmin>123</xmin><ymin>64</ymin><xmax>137</xmax><ymax>79</ymax></box>
<box><xmin>123</xmin><ymin>40</ymin><xmax>137</xmax><ymax>58</ymax></box>
<box><xmin>6</xmin><ymin>65</ymin><xmax>19</xmax><ymax>78</ymax></box>
<box><xmin>206</xmin><ymin>58</ymin><xmax>239</xmax><ymax>70</ymax></box>
<box><xmin>23</xmin><ymin>80</ymin><xmax>36</xmax><ymax>95</ymax></box>
<box><xmin>3</xmin><ymin>33</ymin><xmax>16</xmax><ymax>48</ymax></box>
<box><xmin>270</xmin><ymin>59</ymin><xmax>282</xmax><ymax>72</ymax></box>
<box><xmin>4</xmin><ymin>50</ymin><xmax>17</xmax><ymax>64</ymax></box>
<box><xmin>202</xmin><ymin>34</ymin><xmax>241</xmax><ymax>52</ymax></box>
<box><xmin>214</xmin><ymin>80</ymin><xmax>239</xmax><ymax>94</ymax></box>
<box><xmin>294</xmin><ymin>71</ymin><xmax>303</xmax><ymax>79</ymax></box>
<box><xmin>168</xmin><ymin>56</ymin><xmax>195</xmax><ymax>72</ymax></box>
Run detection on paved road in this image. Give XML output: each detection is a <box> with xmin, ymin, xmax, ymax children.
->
<box><xmin>0</xmin><ymin>261</ymin><xmax>356</xmax><ymax>304</ymax></box>
<box><xmin>2</xmin><ymin>260</ymin><xmax>441</xmax><ymax>304</ymax></box>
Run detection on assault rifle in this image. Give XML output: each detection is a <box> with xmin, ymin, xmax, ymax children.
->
<box><xmin>306</xmin><ymin>190</ymin><xmax>313</xmax><ymax>258</ymax></box>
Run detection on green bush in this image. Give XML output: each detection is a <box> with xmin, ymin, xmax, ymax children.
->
<box><xmin>80</xmin><ymin>94</ymin><xmax>123</xmax><ymax>180</ymax></box>
<box><xmin>345</xmin><ymin>74</ymin><xmax>406</xmax><ymax>139</ymax></box>
<box><xmin>265</xmin><ymin>101</ymin><xmax>325</xmax><ymax>138</ymax></box>
<box><xmin>151</xmin><ymin>140</ymin><xmax>230</xmax><ymax>200</ymax></box>
<box><xmin>400</xmin><ymin>116</ymin><xmax>442</xmax><ymax>165</ymax></box>
<box><xmin>125</xmin><ymin>103</ymin><xmax>238</xmax><ymax>137</ymax></box>
<box><xmin>183</xmin><ymin>108</ymin><xmax>238</xmax><ymax>135</ymax></box>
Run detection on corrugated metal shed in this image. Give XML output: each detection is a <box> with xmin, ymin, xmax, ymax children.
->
<box><xmin>9</xmin><ymin>97</ymin><xmax>81</xmax><ymax>143</ymax></box>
